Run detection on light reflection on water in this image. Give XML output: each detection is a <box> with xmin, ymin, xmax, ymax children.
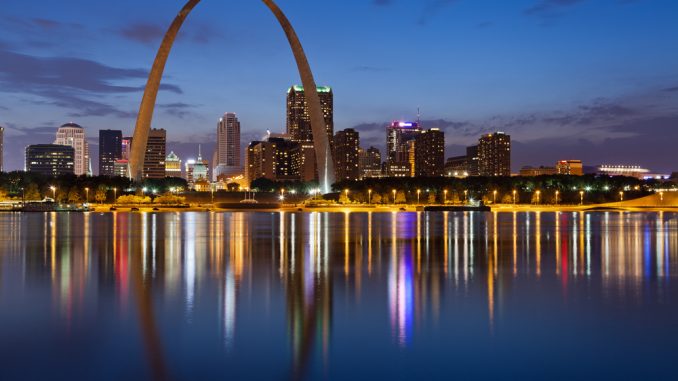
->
<box><xmin>0</xmin><ymin>211</ymin><xmax>677</xmax><ymax>380</ymax></box>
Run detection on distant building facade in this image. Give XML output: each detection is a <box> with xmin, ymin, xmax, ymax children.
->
<box><xmin>414</xmin><ymin>128</ymin><xmax>445</xmax><ymax>177</ymax></box>
<box><xmin>286</xmin><ymin>85</ymin><xmax>333</xmax><ymax>181</ymax></box>
<box><xmin>185</xmin><ymin>146</ymin><xmax>209</xmax><ymax>186</ymax></box>
<box><xmin>519</xmin><ymin>166</ymin><xmax>557</xmax><ymax>176</ymax></box>
<box><xmin>99</xmin><ymin>130</ymin><xmax>122</xmax><ymax>177</ymax></box>
<box><xmin>466</xmin><ymin>145</ymin><xmax>480</xmax><ymax>176</ymax></box>
<box><xmin>386</xmin><ymin>121</ymin><xmax>421</xmax><ymax>176</ymax></box>
<box><xmin>165</xmin><ymin>151</ymin><xmax>182</xmax><ymax>178</ymax></box>
<box><xmin>246</xmin><ymin>135</ymin><xmax>301</xmax><ymax>185</ymax></box>
<box><xmin>143</xmin><ymin>128</ymin><xmax>166</xmax><ymax>179</ymax></box>
<box><xmin>359</xmin><ymin>146</ymin><xmax>382</xmax><ymax>179</ymax></box>
<box><xmin>478</xmin><ymin>132</ymin><xmax>511</xmax><ymax>176</ymax></box>
<box><xmin>25</xmin><ymin>144</ymin><xmax>75</xmax><ymax>176</ymax></box>
<box><xmin>215</xmin><ymin>112</ymin><xmax>241</xmax><ymax>180</ymax></box>
<box><xmin>597</xmin><ymin>165</ymin><xmax>649</xmax><ymax>179</ymax></box>
<box><xmin>445</xmin><ymin>155</ymin><xmax>468</xmax><ymax>177</ymax></box>
<box><xmin>55</xmin><ymin>122</ymin><xmax>90</xmax><ymax>176</ymax></box>
<box><xmin>556</xmin><ymin>160</ymin><xmax>583</xmax><ymax>176</ymax></box>
<box><xmin>334</xmin><ymin>128</ymin><xmax>360</xmax><ymax>181</ymax></box>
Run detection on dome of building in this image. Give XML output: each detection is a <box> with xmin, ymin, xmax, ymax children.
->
<box><xmin>60</xmin><ymin>122</ymin><xmax>83</xmax><ymax>129</ymax></box>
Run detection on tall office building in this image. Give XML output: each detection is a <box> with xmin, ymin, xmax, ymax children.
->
<box><xmin>466</xmin><ymin>145</ymin><xmax>479</xmax><ymax>176</ymax></box>
<box><xmin>55</xmin><ymin>122</ymin><xmax>90</xmax><ymax>176</ymax></box>
<box><xmin>215</xmin><ymin>112</ymin><xmax>241</xmax><ymax>180</ymax></box>
<box><xmin>0</xmin><ymin>126</ymin><xmax>4</xmax><ymax>172</ymax></box>
<box><xmin>165</xmin><ymin>151</ymin><xmax>182</xmax><ymax>178</ymax></box>
<box><xmin>143</xmin><ymin>128</ymin><xmax>166</xmax><ymax>179</ymax></box>
<box><xmin>99</xmin><ymin>130</ymin><xmax>122</xmax><ymax>176</ymax></box>
<box><xmin>414</xmin><ymin>128</ymin><xmax>445</xmax><ymax>177</ymax></box>
<box><xmin>286</xmin><ymin>85</ymin><xmax>333</xmax><ymax>181</ymax></box>
<box><xmin>121</xmin><ymin>136</ymin><xmax>132</xmax><ymax>160</ymax></box>
<box><xmin>478</xmin><ymin>132</ymin><xmax>511</xmax><ymax>176</ymax></box>
<box><xmin>359</xmin><ymin>146</ymin><xmax>382</xmax><ymax>179</ymax></box>
<box><xmin>334</xmin><ymin>128</ymin><xmax>360</xmax><ymax>182</ymax></box>
<box><xmin>246</xmin><ymin>135</ymin><xmax>301</xmax><ymax>185</ymax></box>
<box><xmin>25</xmin><ymin>144</ymin><xmax>75</xmax><ymax>176</ymax></box>
<box><xmin>386</xmin><ymin>121</ymin><xmax>421</xmax><ymax>177</ymax></box>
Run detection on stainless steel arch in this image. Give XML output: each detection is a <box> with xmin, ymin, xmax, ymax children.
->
<box><xmin>129</xmin><ymin>0</ymin><xmax>336</xmax><ymax>193</ymax></box>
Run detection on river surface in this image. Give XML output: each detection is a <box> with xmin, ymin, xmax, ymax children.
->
<box><xmin>0</xmin><ymin>211</ymin><xmax>676</xmax><ymax>380</ymax></box>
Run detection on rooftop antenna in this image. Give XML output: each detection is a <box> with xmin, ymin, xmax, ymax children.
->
<box><xmin>417</xmin><ymin>107</ymin><xmax>421</xmax><ymax>126</ymax></box>
<box><xmin>198</xmin><ymin>144</ymin><xmax>202</xmax><ymax>160</ymax></box>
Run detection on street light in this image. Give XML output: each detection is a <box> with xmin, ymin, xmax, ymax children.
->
<box><xmin>344</xmin><ymin>189</ymin><xmax>349</xmax><ymax>204</ymax></box>
<box><xmin>580</xmin><ymin>190</ymin><xmax>585</xmax><ymax>205</ymax></box>
<box><xmin>555</xmin><ymin>190</ymin><xmax>560</xmax><ymax>205</ymax></box>
<box><xmin>85</xmin><ymin>187</ymin><xmax>89</xmax><ymax>203</ymax></box>
<box><xmin>417</xmin><ymin>189</ymin><xmax>421</xmax><ymax>204</ymax></box>
<box><xmin>392</xmin><ymin>189</ymin><xmax>397</xmax><ymax>204</ymax></box>
<box><xmin>493</xmin><ymin>190</ymin><xmax>497</xmax><ymax>204</ymax></box>
<box><xmin>464</xmin><ymin>190</ymin><xmax>468</xmax><ymax>204</ymax></box>
<box><xmin>113</xmin><ymin>187</ymin><xmax>118</xmax><ymax>203</ymax></box>
<box><xmin>444</xmin><ymin>189</ymin><xmax>448</xmax><ymax>204</ymax></box>
<box><xmin>513</xmin><ymin>190</ymin><xmax>517</xmax><ymax>205</ymax></box>
<box><xmin>50</xmin><ymin>186</ymin><xmax>56</xmax><ymax>200</ymax></box>
<box><xmin>536</xmin><ymin>190</ymin><xmax>541</xmax><ymax>205</ymax></box>
<box><xmin>368</xmin><ymin>189</ymin><xmax>372</xmax><ymax>205</ymax></box>
<box><xmin>619</xmin><ymin>191</ymin><xmax>624</xmax><ymax>202</ymax></box>
<box><xmin>660</xmin><ymin>191</ymin><xmax>664</xmax><ymax>202</ymax></box>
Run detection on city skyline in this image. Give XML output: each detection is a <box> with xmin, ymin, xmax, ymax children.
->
<box><xmin>0</xmin><ymin>0</ymin><xmax>677</xmax><ymax>174</ymax></box>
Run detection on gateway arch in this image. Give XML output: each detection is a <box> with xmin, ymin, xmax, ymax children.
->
<box><xmin>129</xmin><ymin>0</ymin><xmax>336</xmax><ymax>193</ymax></box>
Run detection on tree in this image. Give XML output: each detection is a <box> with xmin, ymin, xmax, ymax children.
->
<box><xmin>371</xmin><ymin>193</ymin><xmax>382</xmax><ymax>204</ymax></box>
<box><xmin>0</xmin><ymin>188</ymin><xmax>7</xmax><ymax>201</ymax></box>
<box><xmin>339</xmin><ymin>192</ymin><xmax>349</xmax><ymax>204</ymax></box>
<box><xmin>67</xmin><ymin>187</ymin><xmax>82</xmax><ymax>203</ymax></box>
<box><xmin>428</xmin><ymin>192</ymin><xmax>436</xmax><ymax>204</ymax></box>
<box><xmin>25</xmin><ymin>183</ymin><xmax>41</xmax><ymax>201</ymax></box>
<box><xmin>95</xmin><ymin>185</ymin><xmax>107</xmax><ymax>204</ymax></box>
<box><xmin>226</xmin><ymin>182</ymin><xmax>240</xmax><ymax>192</ymax></box>
<box><xmin>501</xmin><ymin>194</ymin><xmax>513</xmax><ymax>204</ymax></box>
<box><xmin>154</xmin><ymin>193</ymin><xmax>186</xmax><ymax>205</ymax></box>
<box><xmin>395</xmin><ymin>190</ymin><xmax>406</xmax><ymax>204</ymax></box>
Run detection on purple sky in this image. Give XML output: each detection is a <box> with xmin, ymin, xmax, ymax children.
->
<box><xmin>1</xmin><ymin>0</ymin><xmax>677</xmax><ymax>174</ymax></box>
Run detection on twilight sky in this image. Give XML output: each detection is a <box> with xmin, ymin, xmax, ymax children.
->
<box><xmin>1</xmin><ymin>0</ymin><xmax>677</xmax><ymax>173</ymax></box>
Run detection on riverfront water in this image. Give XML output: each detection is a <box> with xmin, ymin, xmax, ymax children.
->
<box><xmin>0</xmin><ymin>211</ymin><xmax>676</xmax><ymax>380</ymax></box>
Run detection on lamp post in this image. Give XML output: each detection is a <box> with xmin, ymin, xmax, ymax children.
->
<box><xmin>344</xmin><ymin>189</ymin><xmax>349</xmax><ymax>204</ymax></box>
<box><xmin>417</xmin><ymin>189</ymin><xmax>421</xmax><ymax>205</ymax></box>
<box><xmin>536</xmin><ymin>190</ymin><xmax>541</xmax><ymax>205</ymax></box>
<box><xmin>660</xmin><ymin>191</ymin><xmax>664</xmax><ymax>203</ymax></box>
<box><xmin>444</xmin><ymin>189</ymin><xmax>448</xmax><ymax>204</ymax></box>
<box><xmin>580</xmin><ymin>190</ymin><xmax>584</xmax><ymax>205</ymax></box>
<box><xmin>50</xmin><ymin>186</ymin><xmax>56</xmax><ymax>201</ymax></box>
<box><xmin>493</xmin><ymin>190</ymin><xmax>497</xmax><ymax>204</ymax></box>
<box><xmin>464</xmin><ymin>190</ymin><xmax>468</xmax><ymax>204</ymax></box>
<box><xmin>513</xmin><ymin>190</ymin><xmax>517</xmax><ymax>205</ymax></box>
<box><xmin>555</xmin><ymin>190</ymin><xmax>560</xmax><ymax>205</ymax></box>
<box><xmin>113</xmin><ymin>188</ymin><xmax>118</xmax><ymax>204</ymax></box>
<box><xmin>619</xmin><ymin>191</ymin><xmax>624</xmax><ymax>202</ymax></box>
<box><xmin>85</xmin><ymin>187</ymin><xmax>89</xmax><ymax>203</ymax></box>
<box><xmin>392</xmin><ymin>189</ymin><xmax>397</xmax><ymax>204</ymax></box>
<box><xmin>368</xmin><ymin>189</ymin><xmax>372</xmax><ymax>205</ymax></box>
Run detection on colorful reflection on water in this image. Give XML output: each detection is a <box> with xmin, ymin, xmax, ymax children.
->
<box><xmin>0</xmin><ymin>211</ymin><xmax>676</xmax><ymax>380</ymax></box>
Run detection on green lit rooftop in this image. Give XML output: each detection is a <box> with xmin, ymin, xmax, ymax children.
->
<box><xmin>288</xmin><ymin>85</ymin><xmax>332</xmax><ymax>93</ymax></box>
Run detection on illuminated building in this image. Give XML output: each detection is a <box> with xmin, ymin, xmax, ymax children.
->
<box><xmin>386</xmin><ymin>121</ymin><xmax>421</xmax><ymax>176</ymax></box>
<box><xmin>466</xmin><ymin>145</ymin><xmax>479</xmax><ymax>176</ymax></box>
<box><xmin>99</xmin><ymin>130</ymin><xmax>122</xmax><ymax>176</ymax></box>
<box><xmin>286</xmin><ymin>85</ymin><xmax>333</xmax><ymax>181</ymax></box>
<box><xmin>556</xmin><ymin>160</ymin><xmax>584</xmax><ymax>176</ymax></box>
<box><xmin>519</xmin><ymin>166</ymin><xmax>557</xmax><ymax>176</ymax></box>
<box><xmin>0</xmin><ymin>125</ymin><xmax>4</xmax><ymax>172</ymax></box>
<box><xmin>25</xmin><ymin>144</ymin><xmax>75</xmax><ymax>176</ymax></box>
<box><xmin>246</xmin><ymin>134</ymin><xmax>301</xmax><ymax>185</ymax></box>
<box><xmin>185</xmin><ymin>146</ymin><xmax>209</xmax><ymax>186</ymax></box>
<box><xmin>215</xmin><ymin>112</ymin><xmax>241</xmax><ymax>180</ymax></box>
<box><xmin>121</xmin><ymin>136</ymin><xmax>132</xmax><ymax>160</ymax></box>
<box><xmin>359</xmin><ymin>146</ymin><xmax>382</xmax><ymax>179</ymax></box>
<box><xmin>165</xmin><ymin>151</ymin><xmax>182</xmax><ymax>178</ymax></box>
<box><xmin>478</xmin><ymin>132</ymin><xmax>511</xmax><ymax>176</ymax></box>
<box><xmin>55</xmin><ymin>122</ymin><xmax>90</xmax><ymax>176</ymax></box>
<box><xmin>414</xmin><ymin>128</ymin><xmax>445</xmax><ymax>177</ymax></box>
<box><xmin>113</xmin><ymin>159</ymin><xmax>129</xmax><ymax>177</ymax></box>
<box><xmin>334</xmin><ymin>128</ymin><xmax>360</xmax><ymax>181</ymax></box>
<box><xmin>143</xmin><ymin>128</ymin><xmax>166</xmax><ymax>179</ymax></box>
<box><xmin>444</xmin><ymin>155</ymin><xmax>468</xmax><ymax>177</ymax></box>
<box><xmin>598</xmin><ymin>165</ymin><xmax>649</xmax><ymax>179</ymax></box>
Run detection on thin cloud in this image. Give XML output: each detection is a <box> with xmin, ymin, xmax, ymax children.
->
<box><xmin>525</xmin><ymin>0</ymin><xmax>585</xmax><ymax>16</ymax></box>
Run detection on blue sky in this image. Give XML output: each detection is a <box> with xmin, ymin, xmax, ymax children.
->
<box><xmin>1</xmin><ymin>0</ymin><xmax>677</xmax><ymax>173</ymax></box>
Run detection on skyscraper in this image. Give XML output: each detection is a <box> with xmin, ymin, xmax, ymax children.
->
<box><xmin>386</xmin><ymin>121</ymin><xmax>421</xmax><ymax>176</ymax></box>
<box><xmin>466</xmin><ymin>145</ymin><xmax>479</xmax><ymax>176</ymax></box>
<box><xmin>55</xmin><ymin>122</ymin><xmax>90</xmax><ymax>176</ymax></box>
<box><xmin>99</xmin><ymin>130</ymin><xmax>122</xmax><ymax>176</ymax></box>
<box><xmin>143</xmin><ymin>128</ymin><xmax>166</xmax><ymax>179</ymax></box>
<box><xmin>0</xmin><ymin>126</ymin><xmax>4</xmax><ymax>172</ymax></box>
<box><xmin>414</xmin><ymin>128</ymin><xmax>445</xmax><ymax>177</ymax></box>
<box><xmin>215</xmin><ymin>112</ymin><xmax>241</xmax><ymax>180</ymax></box>
<box><xmin>246</xmin><ymin>135</ymin><xmax>301</xmax><ymax>185</ymax></box>
<box><xmin>334</xmin><ymin>128</ymin><xmax>360</xmax><ymax>182</ymax></box>
<box><xmin>25</xmin><ymin>144</ymin><xmax>75</xmax><ymax>176</ymax></box>
<box><xmin>165</xmin><ymin>151</ymin><xmax>182</xmax><ymax>178</ymax></box>
<box><xmin>286</xmin><ymin>85</ymin><xmax>333</xmax><ymax>181</ymax></box>
<box><xmin>359</xmin><ymin>146</ymin><xmax>382</xmax><ymax>179</ymax></box>
<box><xmin>478</xmin><ymin>132</ymin><xmax>511</xmax><ymax>176</ymax></box>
